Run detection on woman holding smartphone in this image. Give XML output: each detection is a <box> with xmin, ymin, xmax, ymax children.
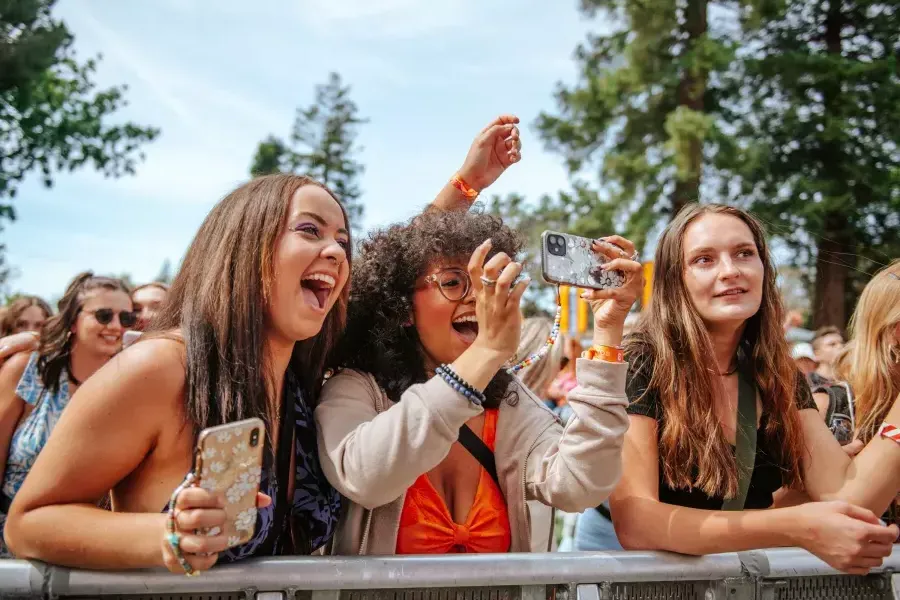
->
<box><xmin>4</xmin><ymin>117</ymin><xmax>524</xmax><ymax>572</ymax></box>
<box><xmin>0</xmin><ymin>273</ymin><xmax>132</xmax><ymax>554</ymax></box>
<box><xmin>316</xmin><ymin>209</ymin><xmax>640</xmax><ymax>555</ymax></box>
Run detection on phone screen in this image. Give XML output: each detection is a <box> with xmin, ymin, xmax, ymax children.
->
<box><xmin>122</xmin><ymin>330</ymin><xmax>143</xmax><ymax>348</ymax></box>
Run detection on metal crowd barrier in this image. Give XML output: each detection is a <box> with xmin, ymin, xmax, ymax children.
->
<box><xmin>0</xmin><ymin>547</ymin><xmax>898</xmax><ymax>600</ymax></box>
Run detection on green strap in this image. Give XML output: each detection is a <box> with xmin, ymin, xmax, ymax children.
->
<box><xmin>721</xmin><ymin>368</ymin><xmax>758</xmax><ymax>512</ymax></box>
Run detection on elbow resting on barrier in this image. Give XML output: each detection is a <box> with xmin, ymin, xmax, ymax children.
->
<box><xmin>0</xmin><ymin>546</ymin><xmax>898</xmax><ymax>599</ymax></box>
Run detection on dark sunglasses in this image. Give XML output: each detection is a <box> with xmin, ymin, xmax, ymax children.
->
<box><xmin>85</xmin><ymin>308</ymin><xmax>137</xmax><ymax>328</ymax></box>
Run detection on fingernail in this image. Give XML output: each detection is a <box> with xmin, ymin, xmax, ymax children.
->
<box><xmin>580</xmin><ymin>292</ymin><xmax>590</xmax><ymax>299</ymax></box>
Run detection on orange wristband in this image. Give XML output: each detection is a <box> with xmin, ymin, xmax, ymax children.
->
<box><xmin>582</xmin><ymin>345</ymin><xmax>624</xmax><ymax>363</ymax></box>
<box><xmin>451</xmin><ymin>174</ymin><xmax>479</xmax><ymax>200</ymax></box>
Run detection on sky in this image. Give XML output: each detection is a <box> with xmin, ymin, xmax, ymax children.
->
<box><xmin>5</xmin><ymin>0</ymin><xmax>599</xmax><ymax>301</ymax></box>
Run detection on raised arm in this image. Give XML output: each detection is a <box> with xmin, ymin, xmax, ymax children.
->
<box><xmin>429</xmin><ymin>115</ymin><xmax>521</xmax><ymax>212</ymax></box>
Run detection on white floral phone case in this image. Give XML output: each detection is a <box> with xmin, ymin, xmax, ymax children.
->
<box><xmin>541</xmin><ymin>231</ymin><xmax>626</xmax><ymax>290</ymax></box>
<box><xmin>194</xmin><ymin>418</ymin><xmax>265</xmax><ymax>548</ymax></box>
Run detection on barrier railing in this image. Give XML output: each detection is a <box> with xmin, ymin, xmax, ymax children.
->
<box><xmin>0</xmin><ymin>547</ymin><xmax>897</xmax><ymax>600</ymax></box>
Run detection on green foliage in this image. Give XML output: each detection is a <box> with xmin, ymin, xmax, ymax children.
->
<box><xmin>719</xmin><ymin>0</ymin><xmax>900</xmax><ymax>326</ymax></box>
<box><xmin>1</xmin><ymin>0</ymin><xmax>160</xmax><ymax>285</ymax></box>
<box><xmin>536</xmin><ymin>0</ymin><xmax>737</xmax><ymax>251</ymax></box>
<box><xmin>250</xmin><ymin>72</ymin><xmax>367</xmax><ymax>230</ymax></box>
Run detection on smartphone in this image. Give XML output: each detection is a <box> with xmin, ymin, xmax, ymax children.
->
<box><xmin>541</xmin><ymin>231</ymin><xmax>625</xmax><ymax>290</ymax></box>
<box><xmin>122</xmin><ymin>330</ymin><xmax>142</xmax><ymax>348</ymax></box>
<box><xmin>194</xmin><ymin>418</ymin><xmax>265</xmax><ymax>548</ymax></box>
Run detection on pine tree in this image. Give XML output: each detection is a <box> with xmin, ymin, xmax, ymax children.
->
<box><xmin>535</xmin><ymin>0</ymin><xmax>737</xmax><ymax>249</ymax></box>
<box><xmin>720</xmin><ymin>0</ymin><xmax>900</xmax><ymax>327</ymax></box>
<box><xmin>250</xmin><ymin>73</ymin><xmax>367</xmax><ymax>228</ymax></box>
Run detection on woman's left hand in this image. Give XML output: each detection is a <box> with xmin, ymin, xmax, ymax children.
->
<box><xmin>457</xmin><ymin>115</ymin><xmax>521</xmax><ymax>192</ymax></box>
<box><xmin>581</xmin><ymin>235</ymin><xmax>643</xmax><ymax>346</ymax></box>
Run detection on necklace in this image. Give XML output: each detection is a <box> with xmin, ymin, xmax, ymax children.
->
<box><xmin>719</xmin><ymin>363</ymin><xmax>738</xmax><ymax>377</ymax></box>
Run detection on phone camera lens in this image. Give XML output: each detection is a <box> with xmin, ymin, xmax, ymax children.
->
<box><xmin>549</xmin><ymin>235</ymin><xmax>567</xmax><ymax>257</ymax></box>
<box><xmin>249</xmin><ymin>428</ymin><xmax>260</xmax><ymax>447</ymax></box>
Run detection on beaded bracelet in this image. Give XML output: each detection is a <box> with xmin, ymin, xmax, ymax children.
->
<box><xmin>436</xmin><ymin>364</ymin><xmax>486</xmax><ymax>406</ymax></box>
<box><xmin>507</xmin><ymin>291</ymin><xmax>563</xmax><ymax>375</ymax></box>
<box><xmin>166</xmin><ymin>472</ymin><xmax>199</xmax><ymax>576</ymax></box>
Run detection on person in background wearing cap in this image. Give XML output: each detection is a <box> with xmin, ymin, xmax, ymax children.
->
<box><xmin>792</xmin><ymin>342</ymin><xmax>819</xmax><ymax>382</ymax></box>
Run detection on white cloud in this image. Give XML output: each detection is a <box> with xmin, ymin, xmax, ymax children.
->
<box><xmin>295</xmin><ymin>0</ymin><xmax>475</xmax><ymax>38</ymax></box>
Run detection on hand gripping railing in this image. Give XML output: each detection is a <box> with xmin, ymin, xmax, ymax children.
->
<box><xmin>0</xmin><ymin>546</ymin><xmax>897</xmax><ymax>600</ymax></box>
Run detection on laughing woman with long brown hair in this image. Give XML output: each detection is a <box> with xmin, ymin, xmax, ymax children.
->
<box><xmin>3</xmin><ymin>116</ymin><xmax>524</xmax><ymax>572</ymax></box>
<box><xmin>609</xmin><ymin>204</ymin><xmax>900</xmax><ymax>575</ymax></box>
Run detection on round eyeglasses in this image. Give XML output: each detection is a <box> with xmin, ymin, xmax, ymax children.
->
<box><xmin>422</xmin><ymin>267</ymin><xmax>471</xmax><ymax>302</ymax></box>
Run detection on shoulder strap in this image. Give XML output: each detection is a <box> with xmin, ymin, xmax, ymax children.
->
<box><xmin>458</xmin><ymin>424</ymin><xmax>501</xmax><ymax>488</ymax></box>
<box><xmin>722</xmin><ymin>368</ymin><xmax>758</xmax><ymax>512</ymax></box>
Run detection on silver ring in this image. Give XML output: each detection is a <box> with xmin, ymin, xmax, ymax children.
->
<box><xmin>479</xmin><ymin>275</ymin><xmax>497</xmax><ymax>287</ymax></box>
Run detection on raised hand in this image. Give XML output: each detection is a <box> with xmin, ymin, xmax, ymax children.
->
<box><xmin>581</xmin><ymin>235</ymin><xmax>643</xmax><ymax>347</ymax></box>
<box><xmin>467</xmin><ymin>239</ymin><xmax>530</xmax><ymax>363</ymax></box>
<box><xmin>457</xmin><ymin>115</ymin><xmax>522</xmax><ymax>192</ymax></box>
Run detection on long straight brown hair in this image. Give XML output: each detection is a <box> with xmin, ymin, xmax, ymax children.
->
<box><xmin>151</xmin><ymin>174</ymin><xmax>351</xmax><ymax>437</ymax></box>
<box><xmin>625</xmin><ymin>204</ymin><xmax>805</xmax><ymax>498</ymax></box>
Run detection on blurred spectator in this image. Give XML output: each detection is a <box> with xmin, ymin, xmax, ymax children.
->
<box><xmin>0</xmin><ymin>297</ymin><xmax>52</xmax><ymax>337</ymax></box>
<box><xmin>791</xmin><ymin>342</ymin><xmax>819</xmax><ymax>379</ymax></box>
<box><xmin>0</xmin><ymin>273</ymin><xmax>132</xmax><ymax>554</ymax></box>
<box><xmin>811</xmin><ymin>326</ymin><xmax>844</xmax><ymax>385</ymax></box>
<box><xmin>130</xmin><ymin>282</ymin><xmax>169</xmax><ymax>331</ymax></box>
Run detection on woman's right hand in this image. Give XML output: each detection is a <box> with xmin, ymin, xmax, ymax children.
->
<box><xmin>790</xmin><ymin>501</ymin><xmax>898</xmax><ymax>575</ymax></box>
<box><xmin>0</xmin><ymin>332</ymin><xmax>39</xmax><ymax>361</ymax></box>
<box><xmin>161</xmin><ymin>486</ymin><xmax>272</xmax><ymax>574</ymax></box>
<box><xmin>467</xmin><ymin>239</ymin><xmax>530</xmax><ymax>364</ymax></box>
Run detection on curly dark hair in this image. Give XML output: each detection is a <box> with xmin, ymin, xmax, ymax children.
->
<box><xmin>330</xmin><ymin>209</ymin><xmax>525</xmax><ymax>408</ymax></box>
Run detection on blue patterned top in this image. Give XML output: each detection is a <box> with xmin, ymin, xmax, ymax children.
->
<box><xmin>1</xmin><ymin>353</ymin><xmax>71</xmax><ymax>502</ymax></box>
<box><xmin>0</xmin><ymin>352</ymin><xmax>72</xmax><ymax>552</ymax></box>
<box><xmin>172</xmin><ymin>372</ymin><xmax>341</xmax><ymax>561</ymax></box>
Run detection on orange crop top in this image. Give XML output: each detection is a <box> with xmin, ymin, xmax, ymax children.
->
<box><xmin>396</xmin><ymin>409</ymin><xmax>511</xmax><ymax>554</ymax></box>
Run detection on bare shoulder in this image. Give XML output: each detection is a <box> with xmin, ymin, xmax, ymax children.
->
<box><xmin>81</xmin><ymin>337</ymin><xmax>186</xmax><ymax>413</ymax></box>
<box><xmin>0</xmin><ymin>351</ymin><xmax>33</xmax><ymax>389</ymax></box>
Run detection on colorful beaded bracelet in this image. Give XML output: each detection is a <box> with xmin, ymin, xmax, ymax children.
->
<box><xmin>165</xmin><ymin>472</ymin><xmax>199</xmax><ymax>576</ymax></box>
<box><xmin>507</xmin><ymin>295</ymin><xmax>562</xmax><ymax>375</ymax></box>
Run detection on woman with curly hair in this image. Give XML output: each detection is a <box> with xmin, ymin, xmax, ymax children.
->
<box><xmin>609</xmin><ymin>204</ymin><xmax>900</xmax><ymax>575</ymax></box>
<box><xmin>316</xmin><ymin>209</ymin><xmax>641</xmax><ymax>554</ymax></box>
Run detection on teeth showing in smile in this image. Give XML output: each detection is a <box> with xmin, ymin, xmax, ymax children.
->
<box><xmin>303</xmin><ymin>273</ymin><xmax>336</xmax><ymax>288</ymax></box>
<box><xmin>717</xmin><ymin>289</ymin><xmax>745</xmax><ymax>296</ymax></box>
<box><xmin>101</xmin><ymin>334</ymin><xmax>120</xmax><ymax>343</ymax></box>
<box><xmin>453</xmin><ymin>315</ymin><xmax>477</xmax><ymax>324</ymax></box>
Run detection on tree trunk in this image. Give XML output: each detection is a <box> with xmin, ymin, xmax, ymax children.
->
<box><xmin>813</xmin><ymin>213</ymin><xmax>850</xmax><ymax>329</ymax></box>
<box><xmin>813</xmin><ymin>0</ymin><xmax>848</xmax><ymax>329</ymax></box>
<box><xmin>671</xmin><ymin>0</ymin><xmax>707</xmax><ymax>217</ymax></box>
